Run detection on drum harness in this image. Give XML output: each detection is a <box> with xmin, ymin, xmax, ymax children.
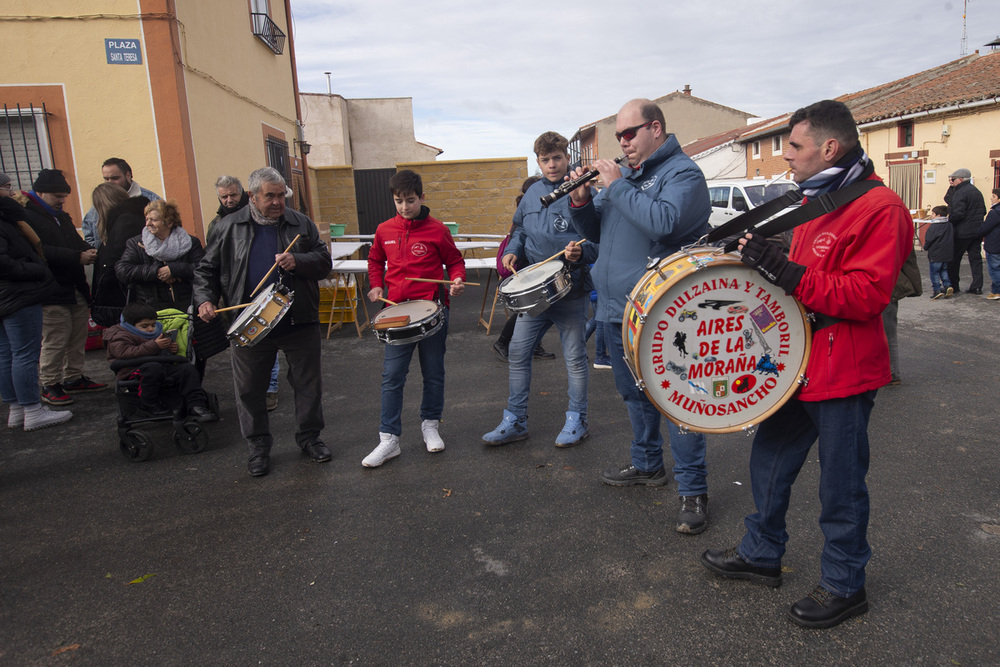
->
<box><xmin>696</xmin><ymin>179</ymin><xmax>885</xmax><ymax>333</ymax></box>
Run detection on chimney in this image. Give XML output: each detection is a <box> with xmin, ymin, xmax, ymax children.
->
<box><xmin>683</xmin><ymin>85</ymin><xmax>692</xmax><ymax>96</ymax></box>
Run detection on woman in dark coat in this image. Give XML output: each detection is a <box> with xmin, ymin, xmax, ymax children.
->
<box><xmin>0</xmin><ymin>195</ymin><xmax>72</xmax><ymax>430</ymax></box>
<box><xmin>90</xmin><ymin>184</ymin><xmax>150</xmax><ymax>322</ymax></box>
<box><xmin>115</xmin><ymin>199</ymin><xmax>204</xmax><ymax>311</ymax></box>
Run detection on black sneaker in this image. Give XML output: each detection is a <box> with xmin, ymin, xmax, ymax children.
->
<box><xmin>533</xmin><ymin>344</ymin><xmax>556</xmax><ymax>359</ymax></box>
<box><xmin>677</xmin><ymin>494</ymin><xmax>709</xmax><ymax>534</ymax></box>
<box><xmin>41</xmin><ymin>384</ymin><xmax>74</xmax><ymax>406</ymax></box>
<box><xmin>63</xmin><ymin>375</ymin><xmax>109</xmax><ymax>393</ymax></box>
<box><xmin>967</xmin><ymin>288</ymin><xmax>983</xmax><ymax>295</ymax></box>
<box><xmin>601</xmin><ymin>464</ymin><xmax>669</xmax><ymax>487</ymax></box>
<box><xmin>492</xmin><ymin>340</ymin><xmax>509</xmax><ymax>362</ymax></box>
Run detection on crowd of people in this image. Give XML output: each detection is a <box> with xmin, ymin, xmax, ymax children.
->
<box><xmin>9</xmin><ymin>95</ymin><xmax>985</xmax><ymax>630</ymax></box>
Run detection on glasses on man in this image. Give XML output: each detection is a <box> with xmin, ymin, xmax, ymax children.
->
<box><xmin>615</xmin><ymin>121</ymin><xmax>653</xmax><ymax>142</ymax></box>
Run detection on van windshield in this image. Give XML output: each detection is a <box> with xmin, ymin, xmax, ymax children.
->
<box><xmin>743</xmin><ymin>182</ymin><xmax>799</xmax><ymax>207</ymax></box>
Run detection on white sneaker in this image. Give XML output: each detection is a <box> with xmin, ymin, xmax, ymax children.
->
<box><xmin>421</xmin><ymin>419</ymin><xmax>445</xmax><ymax>452</ymax></box>
<box><xmin>362</xmin><ymin>432</ymin><xmax>400</xmax><ymax>467</ymax></box>
<box><xmin>23</xmin><ymin>404</ymin><xmax>73</xmax><ymax>431</ymax></box>
<box><xmin>7</xmin><ymin>404</ymin><xmax>25</xmax><ymax>428</ymax></box>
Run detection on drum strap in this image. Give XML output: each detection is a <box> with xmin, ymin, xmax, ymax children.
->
<box><xmin>707</xmin><ymin>181</ymin><xmax>884</xmax><ymax>253</ymax></box>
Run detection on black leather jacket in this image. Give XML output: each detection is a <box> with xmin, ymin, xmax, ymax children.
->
<box><xmin>192</xmin><ymin>205</ymin><xmax>331</xmax><ymax>325</ymax></box>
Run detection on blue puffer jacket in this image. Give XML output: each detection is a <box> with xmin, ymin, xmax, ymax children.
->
<box><xmin>505</xmin><ymin>177</ymin><xmax>598</xmax><ymax>297</ymax></box>
<box><xmin>979</xmin><ymin>202</ymin><xmax>1000</xmax><ymax>254</ymax></box>
<box><xmin>569</xmin><ymin>135</ymin><xmax>710</xmax><ymax>321</ymax></box>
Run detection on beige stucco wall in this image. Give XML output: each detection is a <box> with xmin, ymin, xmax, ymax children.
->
<box><xmin>1</xmin><ymin>0</ymin><xmax>163</xmax><ymax>223</ymax></box>
<box><xmin>176</xmin><ymin>0</ymin><xmax>301</xmax><ymax>229</ymax></box>
<box><xmin>302</xmin><ymin>94</ymin><xmax>439</xmax><ymax>170</ymax></box>
<box><xmin>861</xmin><ymin>106</ymin><xmax>1000</xmax><ymax>212</ymax></box>
<box><xmin>301</xmin><ymin>94</ymin><xmax>352</xmax><ymax>166</ymax></box>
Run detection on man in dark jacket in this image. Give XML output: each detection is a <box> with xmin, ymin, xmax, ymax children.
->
<box><xmin>980</xmin><ymin>189</ymin><xmax>1000</xmax><ymax>299</ymax></box>
<box><xmin>22</xmin><ymin>169</ymin><xmax>108</xmax><ymax>405</ymax></box>
<box><xmin>193</xmin><ymin>167</ymin><xmax>333</xmax><ymax>477</ymax></box>
<box><xmin>944</xmin><ymin>168</ymin><xmax>986</xmax><ymax>294</ymax></box>
<box><xmin>208</xmin><ymin>174</ymin><xmax>250</xmax><ymax>237</ymax></box>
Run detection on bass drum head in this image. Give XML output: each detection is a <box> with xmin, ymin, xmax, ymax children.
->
<box><xmin>626</xmin><ymin>249</ymin><xmax>810</xmax><ymax>433</ymax></box>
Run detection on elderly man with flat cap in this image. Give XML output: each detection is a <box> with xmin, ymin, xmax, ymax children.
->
<box><xmin>944</xmin><ymin>168</ymin><xmax>986</xmax><ymax>294</ymax></box>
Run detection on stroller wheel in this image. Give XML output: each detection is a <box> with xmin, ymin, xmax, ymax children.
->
<box><xmin>120</xmin><ymin>429</ymin><xmax>154</xmax><ymax>462</ymax></box>
<box><xmin>173</xmin><ymin>422</ymin><xmax>208</xmax><ymax>454</ymax></box>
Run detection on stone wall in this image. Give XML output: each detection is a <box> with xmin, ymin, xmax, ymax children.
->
<box><xmin>398</xmin><ymin>157</ymin><xmax>528</xmax><ymax>235</ymax></box>
<box><xmin>310</xmin><ymin>158</ymin><xmax>530</xmax><ymax>245</ymax></box>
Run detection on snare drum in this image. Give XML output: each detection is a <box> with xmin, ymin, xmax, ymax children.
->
<box><xmin>499</xmin><ymin>260</ymin><xmax>572</xmax><ymax>316</ymax></box>
<box><xmin>226</xmin><ymin>283</ymin><xmax>294</xmax><ymax>347</ymax></box>
<box><xmin>622</xmin><ymin>247</ymin><xmax>811</xmax><ymax>434</ymax></box>
<box><xmin>372</xmin><ymin>300</ymin><xmax>445</xmax><ymax>345</ymax></box>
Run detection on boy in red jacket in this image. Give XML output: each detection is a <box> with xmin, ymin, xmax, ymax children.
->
<box><xmin>364</xmin><ymin>170</ymin><xmax>465</xmax><ymax>467</ymax></box>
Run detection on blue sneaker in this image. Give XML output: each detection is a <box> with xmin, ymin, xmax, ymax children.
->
<box><xmin>593</xmin><ymin>356</ymin><xmax>612</xmax><ymax>369</ymax></box>
<box><xmin>482</xmin><ymin>409</ymin><xmax>528</xmax><ymax>445</ymax></box>
<box><xmin>555</xmin><ymin>411</ymin><xmax>588</xmax><ymax>448</ymax></box>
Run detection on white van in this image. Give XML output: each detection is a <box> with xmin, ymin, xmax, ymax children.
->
<box><xmin>706</xmin><ymin>179</ymin><xmax>799</xmax><ymax>227</ymax></box>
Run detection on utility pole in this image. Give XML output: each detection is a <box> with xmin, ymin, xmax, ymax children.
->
<box><xmin>960</xmin><ymin>0</ymin><xmax>969</xmax><ymax>56</ymax></box>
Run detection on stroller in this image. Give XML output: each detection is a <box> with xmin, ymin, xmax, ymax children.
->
<box><xmin>112</xmin><ymin>308</ymin><xmax>222</xmax><ymax>462</ymax></box>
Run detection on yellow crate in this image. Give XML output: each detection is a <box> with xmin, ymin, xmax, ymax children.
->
<box><xmin>319</xmin><ymin>276</ymin><xmax>357</xmax><ymax>324</ymax></box>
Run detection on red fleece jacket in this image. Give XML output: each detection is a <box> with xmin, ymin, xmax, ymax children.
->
<box><xmin>367</xmin><ymin>211</ymin><xmax>465</xmax><ymax>305</ymax></box>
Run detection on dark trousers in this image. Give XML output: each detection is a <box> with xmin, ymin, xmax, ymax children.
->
<box><xmin>948</xmin><ymin>237</ymin><xmax>984</xmax><ymax>292</ymax></box>
<box><xmin>135</xmin><ymin>361</ymin><xmax>206</xmax><ymax>407</ymax></box>
<box><xmin>230</xmin><ymin>323</ymin><xmax>324</xmax><ymax>449</ymax></box>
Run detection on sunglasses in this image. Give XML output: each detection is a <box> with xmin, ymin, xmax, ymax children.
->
<box><xmin>615</xmin><ymin>121</ymin><xmax>652</xmax><ymax>142</ymax></box>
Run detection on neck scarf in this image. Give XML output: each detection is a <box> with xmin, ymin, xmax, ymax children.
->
<box><xmin>121</xmin><ymin>320</ymin><xmax>162</xmax><ymax>339</ymax></box>
<box><xmin>142</xmin><ymin>226</ymin><xmax>193</xmax><ymax>262</ymax></box>
<box><xmin>798</xmin><ymin>145</ymin><xmax>874</xmax><ymax>198</ymax></box>
<box><xmin>249</xmin><ymin>202</ymin><xmax>280</xmax><ymax>226</ymax></box>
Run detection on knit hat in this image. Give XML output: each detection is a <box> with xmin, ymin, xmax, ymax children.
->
<box><xmin>949</xmin><ymin>168</ymin><xmax>972</xmax><ymax>179</ymax></box>
<box><xmin>32</xmin><ymin>169</ymin><xmax>71</xmax><ymax>194</ymax></box>
<box><xmin>0</xmin><ymin>173</ymin><xmax>11</xmax><ymax>188</ymax></box>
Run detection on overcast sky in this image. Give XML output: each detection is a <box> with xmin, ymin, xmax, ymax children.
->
<box><xmin>290</xmin><ymin>0</ymin><xmax>1000</xmax><ymax>164</ymax></box>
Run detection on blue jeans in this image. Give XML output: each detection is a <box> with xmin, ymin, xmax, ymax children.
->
<box><xmin>380</xmin><ymin>308</ymin><xmax>448</xmax><ymax>435</ymax></box>
<box><xmin>507</xmin><ymin>295</ymin><xmax>588</xmax><ymax>418</ymax></box>
<box><xmin>928</xmin><ymin>260</ymin><xmax>951</xmax><ymax>293</ymax></box>
<box><xmin>987</xmin><ymin>252</ymin><xmax>1000</xmax><ymax>295</ymax></box>
<box><xmin>738</xmin><ymin>391</ymin><xmax>875</xmax><ymax>597</ymax></box>
<box><xmin>585</xmin><ymin>316</ymin><xmax>608</xmax><ymax>359</ymax></box>
<box><xmin>268</xmin><ymin>357</ymin><xmax>280</xmax><ymax>393</ymax></box>
<box><xmin>0</xmin><ymin>304</ymin><xmax>44</xmax><ymax>406</ymax></box>
<box><xmin>603</xmin><ymin>321</ymin><xmax>708</xmax><ymax>496</ymax></box>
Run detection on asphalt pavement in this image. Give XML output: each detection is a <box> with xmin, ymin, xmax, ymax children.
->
<box><xmin>2</xmin><ymin>250</ymin><xmax>999</xmax><ymax>666</ymax></box>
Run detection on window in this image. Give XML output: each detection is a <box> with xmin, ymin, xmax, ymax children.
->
<box><xmin>708</xmin><ymin>186</ymin><xmax>731</xmax><ymax>209</ymax></box>
<box><xmin>771</xmin><ymin>135</ymin><xmax>782</xmax><ymax>155</ymax></box>
<box><xmin>0</xmin><ymin>103</ymin><xmax>53</xmax><ymax>191</ymax></box>
<box><xmin>250</xmin><ymin>0</ymin><xmax>285</xmax><ymax>55</ymax></box>
<box><xmin>265</xmin><ymin>134</ymin><xmax>291</xmax><ymax>189</ymax></box>
<box><xmin>732</xmin><ymin>189</ymin><xmax>748</xmax><ymax>212</ymax></box>
<box><xmin>751</xmin><ymin>141</ymin><xmax>761</xmax><ymax>159</ymax></box>
<box><xmin>897</xmin><ymin>121</ymin><xmax>914</xmax><ymax>148</ymax></box>
<box><xmin>888</xmin><ymin>161</ymin><xmax>921</xmax><ymax>209</ymax></box>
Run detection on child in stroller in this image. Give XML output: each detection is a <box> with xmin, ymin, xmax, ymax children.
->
<box><xmin>104</xmin><ymin>302</ymin><xmax>218</xmax><ymax>461</ymax></box>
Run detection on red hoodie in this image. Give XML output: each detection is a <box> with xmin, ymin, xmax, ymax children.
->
<box><xmin>790</xmin><ymin>175</ymin><xmax>913</xmax><ymax>401</ymax></box>
<box><xmin>367</xmin><ymin>209</ymin><xmax>465</xmax><ymax>305</ymax></box>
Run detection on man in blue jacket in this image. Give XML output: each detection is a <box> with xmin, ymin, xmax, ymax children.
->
<box><xmin>568</xmin><ymin>98</ymin><xmax>713</xmax><ymax>534</ymax></box>
<box><xmin>483</xmin><ymin>131</ymin><xmax>598</xmax><ymax>448</ymax></box>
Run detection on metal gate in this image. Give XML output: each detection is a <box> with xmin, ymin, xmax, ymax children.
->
<box><xmin>354</xmin><ymin>168</ymin><xmax>396</xmax><ymax>236</ymax></box>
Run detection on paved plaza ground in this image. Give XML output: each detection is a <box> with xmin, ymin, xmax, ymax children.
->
<box><xmin>2</xmin><ymin>250</ymin><xmax>999</xmax><ymax>665</ymax></box>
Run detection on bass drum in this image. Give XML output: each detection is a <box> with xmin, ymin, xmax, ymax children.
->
<box><xmin>622</xmin><ymin>247</ymin><xmax>811</xmax><ymax>434</ymax></box>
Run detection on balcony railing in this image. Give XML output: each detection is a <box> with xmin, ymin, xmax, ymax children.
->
<box><xmin>251</xmin><ymin>12</ymin><xmax>285</xmax><ymax>55</ymax></box>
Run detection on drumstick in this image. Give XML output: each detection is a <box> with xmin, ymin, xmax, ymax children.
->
<box><xmin>529</xmin><ymin>239</ymin><xmax>588</xmax><ymax>270</ymax></box>
<box><xmin>250</xmin><ymin>234</ymin><xmax>302</xmax><ymax>297</ymax></box>
<box><xmin>377</xmin><ymin>296</ymin><xmax>399</xmax><ymax>306</ymax></box>
<box><xmin>405</xmin><ymin>277</ymin><xmax>481</xmax><ymax>286</ymax></box>
<box><xmin>213</xmin><ymin>302</ymin><xmax>254</xmax><ymax>313</ymax></box>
